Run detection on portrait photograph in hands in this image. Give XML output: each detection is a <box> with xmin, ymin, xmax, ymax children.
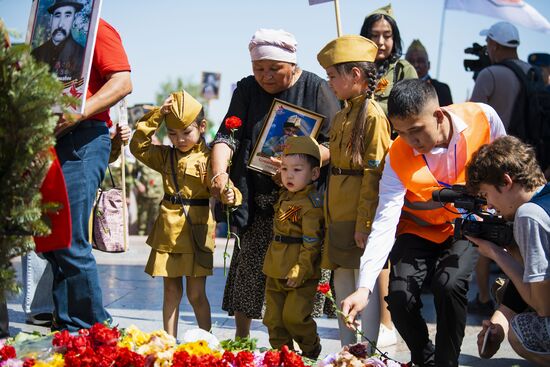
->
<box><xmin>201</xmin><ymin>71</ymin><xmax>221</xmax><ymax>100</ymax></box>
<box><xmin>26</xmin><ymin>0</ymin><xmax>102</xmax><ymax>114</ymax></box>
<box><xmin>248</xmin><ymin>99</ymin><xmax>324</xmax><ymax>176</ymax></box>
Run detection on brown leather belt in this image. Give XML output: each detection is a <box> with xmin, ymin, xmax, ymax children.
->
<box><xmin>331</xmin><ymin>167</ymin><xmax>364</xmax><ymax>176</ymax></box>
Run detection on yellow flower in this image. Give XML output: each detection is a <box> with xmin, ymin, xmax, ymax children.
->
<box><xmin>176</xmin><ymin>340</ymin><xmax>214</xmax><ymax>356</ymax></box>
<box><xmin>33</xmin><ymin>353</ymin><xmax>65</xmax><ymax>367</ymax></box>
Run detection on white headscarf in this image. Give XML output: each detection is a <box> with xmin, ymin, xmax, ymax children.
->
<box><xmin>248</xmin><ymin>29</ymin><xmax>298</xmax><ymax>64</ymax></box>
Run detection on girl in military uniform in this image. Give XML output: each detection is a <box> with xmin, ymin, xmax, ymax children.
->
<box><xmin>130</xmin><ymin>90</ymin><xmax>240</xmax><ymax>338</ymax></box>
<box><xmin>317</xmin><ymin>36</ymin><xmax>392</xmax><ymax>348</ymax></box>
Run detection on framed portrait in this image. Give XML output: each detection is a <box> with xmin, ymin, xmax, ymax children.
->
<box><xmin>248</xmin><ymin>99</ymin><xmax>325</xmax><ymax>176</ymax></box>
<box><xmin>26</xmin><ymin>0</ymin><xmax>103</xmax><ymax>114</ymax></box>
<box><xmin>201</xmin><ymin>71</ymin><xmax>221</xmax><ymax>100</ymax></box>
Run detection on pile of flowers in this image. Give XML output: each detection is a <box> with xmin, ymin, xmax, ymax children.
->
<box><xmin>317</xmin><ymin>343</ymin><xmax>410</xmax><ymax>367</ymax></box>
<box><xmin>0</xmin><ymin>323</ymin><xmax>310</xmax><ymax>367</ymax></box>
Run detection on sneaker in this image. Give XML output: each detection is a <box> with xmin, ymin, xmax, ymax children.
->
<box><xmin>467</xmin><ymin>294</ymin><xmax>495</xmax><ymax>316</ymax></box>
<box><xmin>377</xmin><ymin>324</ymin><xmax>398</xmax><ymax>347</ymax></box>
<box><xmin>25</xmin><ymin>312</ymin><xmax>53</xmax><ymax>327</ymax></box>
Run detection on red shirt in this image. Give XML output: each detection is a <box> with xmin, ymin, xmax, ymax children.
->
<box><xmin>87</xmin><ymin>19</ymin><xmax>131</xmax><ymax>126</ymax></box>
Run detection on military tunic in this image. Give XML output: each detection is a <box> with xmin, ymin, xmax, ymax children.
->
<box><xmin>323</xmin><ymin>94</ymin><xmax>391</xmax><ymax>269</ymax></box>
<box><xmin>374</xmin><ymin>59</ymin><xmax>418</xmax><ymax>116</ymax></box>
<box><xmin>130</xmin><ymin>109</ymin><xmax>231</xmax><ymax>277</ymax></box>
<box><xmin>262</xmin><ymin>184</ymin><xmax>323</xmax><ymax>355</ymax></box>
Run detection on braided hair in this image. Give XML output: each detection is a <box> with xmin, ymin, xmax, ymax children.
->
<box><xmin>360</xmin><ymin>13</ymin><xmax>403</xmax><ymax>80</ymax></box>
<box><xmin>334</xmin><ymin>62</ymin><xmax>377</xmax><ymax>167</ymax></box>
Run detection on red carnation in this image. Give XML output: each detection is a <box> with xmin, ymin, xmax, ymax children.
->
<box><xmin>23</xmin><ymin>358</ymin><xmax>36</xmax><ymax>367</ymax></box>
<box><xmin>0</xmin><ymin>345</ymin><xmax>16</xmax><ymax>360</ymax></box>
<box><xmin>115</xmin><ymin>347</ymin><xmax>146</xmax><ymax>367</ymax></box>
<box><xmin>90</xmin><ymin>323</ymin><xmax>120</xmax><ymax>347</ymax></box>
<box><xmin>52</xmin><ymin>329</ymin><xmax>72</xmax><ymax>350</ymax></box>
<box><xmin>235</xmin><ymin>350</ymin><xmax>255</xmax><ymax>367</ymax></box>
<box><xmin>263</xmin><ymin>350</ymin><xmax>281</xmax><ymax>367</ymax></box>
<box><xmin>224</xmin><ymin>116</ymin><xmax>242</xmax><ymax>130</ymax></box>
<box><xmin>317</xmin><ymin>282</ymin><xmax>331</xmax><ymax>295</ymax></box>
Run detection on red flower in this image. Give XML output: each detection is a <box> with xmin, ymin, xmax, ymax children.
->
<box><xmin>0</xmin><ymin>345</ymin><xmax>16</xmax><ymax>360</ymax></box>
<box><xmin>52</xmin><ymin>329</ymin><xmax>72</xmax><ymax>350</ymax></box>
<box><xmin>235</xmin><ymin>350</ymin><xmax>255</xmax><ymax>367</ymax></box>
<box><xmin>263</xmin><ymin>350</ymin><xmax>281</xmax><ymax>367</ymax></box>
<box><xmin>23</xmin><ymin>358</ymin><xmax>36</xmax><ymax>367</ymax></box>
<box><xmin>224</xmin><ymin>116</ymin><xmax>242</xmax><ymax>130</ymax></box>
<box><xmin>89</xmin><ymin>323</ymin><xmax>120</xmax><ymax>347</ymax></box>
<box><xmin>317</xmin><ymin>282</ymin><xmax>331</xmax><ymax>295</ymax></box>
<box><xmin>115</xmin><ymin>347</ymin><xmax>146</xmax><ymax>367</ymax></box>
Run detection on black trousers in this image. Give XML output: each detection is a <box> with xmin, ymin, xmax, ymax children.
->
<box><xmin>0</xmin><ymin>300</ymin><xmax>8</xmax><ymax>338</ymax></box>
<box><xmin>386</xmin><ymin>234</ymin><xmax>477</xmax><ymax>367</ymax></box>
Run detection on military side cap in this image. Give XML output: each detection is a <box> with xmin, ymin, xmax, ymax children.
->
<box><xmin>528</xmin><ymin>53</ymin><xmax>550</xmax><ymax>67</ymax></box>
<box><xmin>284</xmin><ymin>115</ymin><xmax>303</xmax><ymax>128</ymax></box>
<box><xmin>317</xmin><ymin>35</ymin><xmax>378</xmax><ymax>69</ymax></box>
<box><xmin>406</xmin><ymin>39</ymin><xmax>427</xmax><ymax>55</ymax></box>
<box><xmin>165</xmin><ymin>90</ymin><xmax>203</xmax><ymax>129</ymax></box>
<box><xmin>368</xmin><ymin>3</ymin><xmax>394</xmax><ymax>19</ymax></box>
<box><xmin>283</xmin><ymin>136</ymin><xmax>321</xmax><ymax>166</ymax></box>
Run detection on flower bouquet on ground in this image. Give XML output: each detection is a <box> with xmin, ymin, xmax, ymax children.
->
<box><xmin>0</xmin><ymin>323</ymin><xmax>312</xmax><ymax>367</ymax></box>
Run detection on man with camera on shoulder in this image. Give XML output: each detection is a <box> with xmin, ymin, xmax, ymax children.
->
<box><xmin>465</xmin><ymin>136</ymin><xmax>550</xmax><ymax>366</ymax></box>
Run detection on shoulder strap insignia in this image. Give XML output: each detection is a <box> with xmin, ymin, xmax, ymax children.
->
<box><xmin>308</xmin><ymin>191</ymin><xmax>323</xmax><ymax>208</ymax></box>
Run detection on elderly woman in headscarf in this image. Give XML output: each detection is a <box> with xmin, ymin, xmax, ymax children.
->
<box><xmin>360</xmin><ymin>4</ymin><xmax>417</xmax><ymax>116</ymax></box>
<box><xmin>210</xmin><ymin>28</ymin><xmax>339</xmax><ymax>338</ymax></box>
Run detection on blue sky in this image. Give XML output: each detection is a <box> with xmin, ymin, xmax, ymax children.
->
<box><xmin>2</xmin><ymin>0</ymin><xmax>550</xmax><ymax>126</ymax></box>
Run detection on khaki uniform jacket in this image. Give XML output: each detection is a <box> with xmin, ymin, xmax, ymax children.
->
<box><xmin>323</xmin><ymin>94</ymin><xmax>391</xmax><ymax>269</ymax></box>
<box><xmin>130</xmin><ymin>109</ymin><xmax>241</xmax><ymax>254</ymax></box>
<box><xmin>374</xmin><ymin>59</ymin><xmax>418</xmax><ymax>116</ymax></box>
<box><xmin>263</xmin><ymin>184</ymin><xmax>324</xmax><ymax>285</ymax></box>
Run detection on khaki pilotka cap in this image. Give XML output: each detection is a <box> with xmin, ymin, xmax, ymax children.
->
<box><xmin>165</xmin><ymin>90</ymin><xmax>203</xmax><ymax>129</ymax></box>
<box><xmin>406</xmin><ymin>39</ymin><xmax>427</xmax><ymax>54</ymax></box>
<box><xmin>368</xmin><ymin>3</ymin><xmax>394</xmax><ymax>18</ymax></box>
<box><xmin>283</xmin><ymin>136</ymin><xmax>321</xmax><ymax>166</ymax></box>
<box><xmin>317</xmin><ymin>35</ymin><xmax>378</xmax><ymax>69</ymax></box>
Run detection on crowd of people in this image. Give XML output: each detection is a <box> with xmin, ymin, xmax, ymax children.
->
<box><xmin>5</xmin><ymin>1</ymin><xmax>550</xmax><ymax>366</ymax></box>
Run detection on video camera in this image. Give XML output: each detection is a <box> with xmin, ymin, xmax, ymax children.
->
<box><xmin>463</xmin><ymin>42</ymin><xmax>492</xmax><ymax>81</ymax></box>
<box><xmin>432</xmin><ymin>185</ymin><xmax>514</xmax><ymax>247</ymax></box>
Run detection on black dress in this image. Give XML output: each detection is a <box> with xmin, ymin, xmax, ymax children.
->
<box><xmin>215</xmin><ymin>71</ymin><xmax>339</xmax><ymax>319</ymax></box>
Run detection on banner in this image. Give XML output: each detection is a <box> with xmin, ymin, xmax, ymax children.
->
<box><xmin>308</xmin><ymin>0</ymin><xmax>333</xmax><ymax>5</ymax></box>
<box><xmin>445</xmin><ymin>0</ymin><xmax>550</xmax><ymax>33</ymax></box>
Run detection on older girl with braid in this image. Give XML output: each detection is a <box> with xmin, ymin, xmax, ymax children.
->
<box><xmin>317</xmin><ymin>35</ymin><xmax>391</xmax><ymax>350</ymax></box>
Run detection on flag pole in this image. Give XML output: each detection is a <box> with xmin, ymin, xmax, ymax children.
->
<box><xmin>334</xmin><ymin>0</ymin><xmax>342</xmax><ymax>36</ymax></box>
<box><xmin>118</xmin><ymin>99</ymin><xmax>129</xmax><ymax>252</ymax></box>
<box><xmin>435</xmin><ymin>0</ymin><xmax>448</xmax><ymax>79</ymax></box>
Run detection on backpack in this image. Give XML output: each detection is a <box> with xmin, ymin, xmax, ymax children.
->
<box><xmin>499</xmin><ymin>60</ymin><xmax>550</xmax><ymax>171</ymax></box>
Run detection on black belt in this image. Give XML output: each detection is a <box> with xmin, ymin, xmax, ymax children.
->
<box><xmin>331</xmin><ymin>167</ymin><xmax>364</xmax><ymax>176</ymax></box>
<box><xmin>78</xmin><ymin>120</ymin><xmax>106</xmax><ymax>129</ymax></box>
<box><xmin>163</xmin><ymin>194</ymin><xmax>209</xmax><ymax>206</ymax></box>
<box><xmin>273</xmin><ymin>234</ymin><xmax>302</xmax><ymax>244</ymax></box>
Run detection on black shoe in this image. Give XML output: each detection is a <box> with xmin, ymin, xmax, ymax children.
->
<box><xmin>468</xmin><ymin>294</ymin><xmax>495</xmax><ymax>316</ymax></box>
<box><xmin>25</xmin><ymin>313</ymin><xmax>53</xmax><ymax>327</ymax></box>
<box><xmin>301</xmin><ymin>343</ymin><xmax>322</xmax><ymax>360</ymax></box>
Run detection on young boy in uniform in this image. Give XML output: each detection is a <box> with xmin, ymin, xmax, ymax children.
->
<box><xmin>262</xmin><ymin>136</ymin><xmax>324</xmax><ymax>359</ymax></box>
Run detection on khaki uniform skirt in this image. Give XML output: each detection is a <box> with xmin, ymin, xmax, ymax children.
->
<box><xmin>145</xmin><ymin>249</ymin><xmax>212</xmax><ymax>278</ymax></box>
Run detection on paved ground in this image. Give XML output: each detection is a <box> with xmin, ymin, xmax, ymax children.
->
<box><xmin>7</xmin><ymin>236</ymin><xmax>533</xmax><ymax>366</ymax></box>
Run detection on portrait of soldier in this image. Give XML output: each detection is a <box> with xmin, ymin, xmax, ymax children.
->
<box><xmin>31</xmin><ymin>0</ymin><xmax>85</xmax><ymax>83</ymax></box>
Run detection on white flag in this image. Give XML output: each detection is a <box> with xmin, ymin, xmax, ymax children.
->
<box><xmin>445</xmin><ymin>0</ymin><xmax>550</xmax><ymax>33</ymax></box>
<box><xmin>309</xmin><ymin>0</ymin><xmax>333</xmax><ymax>5</ymax></box>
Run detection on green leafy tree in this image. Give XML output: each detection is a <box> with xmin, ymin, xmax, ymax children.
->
<box><xmin>154</xmin><ymin>77</ymin><xmax>218</xmax><ymax>142</ymax></box>
<box><xmin>0</xmin><ymin>26</ymin><xmax>64</xmax><ymax>296</ymax></box>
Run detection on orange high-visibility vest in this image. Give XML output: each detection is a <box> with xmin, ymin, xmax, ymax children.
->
<box><xmin>389</xmin><ymin>103</ymin><xmax>491</xmax><ymax>243</ymax></box>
